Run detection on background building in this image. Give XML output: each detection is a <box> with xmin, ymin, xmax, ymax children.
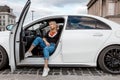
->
<box><xmin>0</xmin><ymin>5</ymin><xmax>16</xmax><ymax>31</ymax></box>
<box><xmin>87</xmin><ymin>0</ymin><xmax>120</xmax><ymax>24</ymax></box>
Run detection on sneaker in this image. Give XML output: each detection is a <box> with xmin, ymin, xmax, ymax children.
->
<box><xmin>25</xmin><ymin>51</ymin><xmax>32</xmax><ymax>58</ymax></box>
<box><xmin>42</xmin><ymin>68</ymin><xmax>50</xmax><ymax>77</ymax></box>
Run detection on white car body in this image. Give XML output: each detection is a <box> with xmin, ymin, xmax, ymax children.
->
<box><xmin>0</xmin><ymin>0</ymin><xmax>120</xmax><ymax>73</ymax></box>
<box><xmin>0</xmin><ymin>31</ymin><xmax>10</xmax><ymax>58</ymax></box>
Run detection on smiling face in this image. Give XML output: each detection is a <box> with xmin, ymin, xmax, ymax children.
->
<box><xmin>49</xmin><ymin>21</ymin><xmax>57</xmax><ymax>30</ymax></box>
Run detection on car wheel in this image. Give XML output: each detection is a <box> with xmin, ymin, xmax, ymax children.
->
<box><xmin>98</xmin><ymin>45</ymin><xmax>120</xmax><ymax>74</ymax></box>
<box><xmin>0</xmin><ymin>46</ymin><xmax>8</xmax><ymax>70</ymax></box>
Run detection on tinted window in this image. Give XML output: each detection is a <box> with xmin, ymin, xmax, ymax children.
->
<box><xmin>66</xmin><ymin>16</ymin><xmax>96</xmax><ymax>30</ymax></box>
<box><xmin>96</xmin><ymin>20</ymin><xmax>111</xmax><ymax>29</ymax></box>
<box><xmin>66</xmin><ymin>16</ymin><xmax>111</xmax><ymax>30</ymax></box>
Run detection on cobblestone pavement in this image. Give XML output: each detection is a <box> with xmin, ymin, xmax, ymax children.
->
<box><xmin>0</xmin><ymin>67</ymin><xmax>120</xmax><ymax>80</ymax></box>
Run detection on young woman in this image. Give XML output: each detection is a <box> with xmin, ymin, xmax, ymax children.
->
<box><xmin>25</xmin><ymin>21</ymin><xmax>60</xmax><ymax>77</ymax></box>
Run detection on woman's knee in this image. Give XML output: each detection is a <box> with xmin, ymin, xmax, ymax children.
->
<box><xmin>36</xmin><ymin>37</ymin><xmax>42</xmax><ymax>41</ymax></box>
<box><xmin>32</xmin><ymin>37</ymin><xmax>42</xmax><ymax>46</ymax></box>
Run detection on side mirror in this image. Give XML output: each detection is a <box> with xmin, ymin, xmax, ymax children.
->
<box><xmin>6</xmin><ymin>24</ymin><xmax>14</xmax><ymax>31</ymax></box>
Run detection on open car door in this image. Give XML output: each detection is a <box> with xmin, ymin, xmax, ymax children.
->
<box><xmin>9</xmin><ymin>0</ymin><xmax>31</xmax><ymax>72</ymax></box>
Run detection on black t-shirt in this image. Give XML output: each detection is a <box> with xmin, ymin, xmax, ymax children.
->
<box><xmin>44</xmin><ymin>30</ymin><xmax>60</xmax><ymax>44</ymax></box>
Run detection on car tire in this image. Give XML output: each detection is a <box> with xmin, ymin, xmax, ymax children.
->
<box><xmin>98</xmin><ymin>45</ymin><xmax>120</xmax><ymax>74</ymax></box>
<box><xmin>0</xmin><ymin>46</ymin><xmax>8</xmax><ymax>70</ymax></box>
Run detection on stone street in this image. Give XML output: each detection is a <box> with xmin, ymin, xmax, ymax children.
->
<box><xmin>0</xmin><ymin>67</ymin><xmax>120</xmax><ymax>80</ymax></box>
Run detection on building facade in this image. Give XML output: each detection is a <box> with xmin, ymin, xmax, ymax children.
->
<box><xmin>87</xmin><ymin>0</ymin><xmax>120</xmax><ymax>24</ymax></box>
<box><xmin>0</xmin><ymin>5</ymin><xmax>16</xmax><ymax>31</ymax></box>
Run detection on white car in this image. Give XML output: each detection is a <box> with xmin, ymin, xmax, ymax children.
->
<box><xmin>0</xmin><ymin>0</ymin><xmax>120</xmax><ymax>74</ymax></box>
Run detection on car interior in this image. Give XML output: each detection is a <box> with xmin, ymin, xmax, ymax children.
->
<box><xmin>19</xmin><ymin>18</ymin><xmax>65</xmax><ymax>60</ymax></box>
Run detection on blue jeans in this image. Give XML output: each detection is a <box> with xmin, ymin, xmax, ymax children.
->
<box><xmin>32</xmin><ymin>37</ymin><xmax>55</xmax><ymax>59</ymax></box>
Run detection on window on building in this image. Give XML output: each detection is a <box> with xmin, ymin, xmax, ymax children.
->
<box><xmin>3</xmin><ymin>20</ymin><xmax>5</xmax><ymax>26</ymax></box>
<box><xmin>3</xmin><ymin>16</ymin><xmax>5</xmax><ymax>19</ymax></box>
<box><xmin>118</xmin><ymin>0</ymin><xmax>120</xmax><ymax>15</ymax></box>
<box><xmin>8</xmin><ymin>18</ymin><xmax>10</xmax><ymax>24</ymax></box>
<box><xmin>0</xmin><ymin>20</ymin><xmax>1</xmax><ymax>26</ymax></box>
<box><xmin>11</xmin><ymin>20</ymin><xmax>13</xmax><ymax>24</ymax></box>
<box><xmin>108</xmin><ymin>3</ymin><xmax>115</xmax><ymax>15</ymax></box>
<box><xmin>1</xmin><ymin>27</ymin><xmax>5</xmax><ymax>31</ymax></box>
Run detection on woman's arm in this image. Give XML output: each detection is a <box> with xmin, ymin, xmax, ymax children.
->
<box><xmin>43</xmin><ymin>38</ymin><xmax>50</xmax><ymax>46</ymax></box>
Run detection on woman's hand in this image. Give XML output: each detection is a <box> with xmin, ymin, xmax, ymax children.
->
<box><xmin>45</xmin><ymin>42</ymin><xmax>50</xmax><ymax>46</ymax></box>
<box><xmin>43</xmin><ymin>38</ymin><xmax>50</xmax><ymax>46</ymax></box>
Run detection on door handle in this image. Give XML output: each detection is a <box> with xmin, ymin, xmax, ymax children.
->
<box><xmin>16</xmin><ymin>41</ymin><xmax>20</xmax><ymax>43</ymax></box>
<box><xmin>93</xmin><ymin>33</ymin><xmax>103</xmax><ymax>37</ymax></box>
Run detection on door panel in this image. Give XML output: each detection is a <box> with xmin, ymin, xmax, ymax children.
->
<box><xmin>62</xmin><ymin>16</ymin><xmax>112</xmax><ymax>63</ymax></box>
<box><xmin>10</xmin><ymin>0</ymin><xmax>31</xmax><ymax>69</ymax></box>
<box><xmin>15</xmin><ymin>1</ymin><xmax>31</xmax><ymax>63</ymax></box>
<box><xmin>62</xmin><ymin>30</ymin><xmax>111</xmax><ymax>63</ymax></box>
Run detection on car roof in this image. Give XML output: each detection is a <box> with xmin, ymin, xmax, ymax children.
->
<box><xmin>47</xmin><ymin>14</ymin><xmax>120</xmax><ymax>30</ymax></box>
<box><xmin>24</xmin><ymin>14</ymin><xmax>120</xmax><ymax>30</ymax></box>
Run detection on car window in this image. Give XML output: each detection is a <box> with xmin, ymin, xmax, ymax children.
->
<box><xmin>66</xmin><ymin>16</ymin><xmax>96</xmax><ymax>30</ymax></box>
<box><xmin>27</xmin><ymin>23</ymin><xmax>40</xmax><ymax>30</ymax></box>
<box><xmin>66</xmin><ymin>16</ymin><xmax>111</xmax><ymax>30</ymax></box>
<box><xmin>96</xmin><ymin>20</ymin><xmax>111</xmax><ymax>29</ymax></box>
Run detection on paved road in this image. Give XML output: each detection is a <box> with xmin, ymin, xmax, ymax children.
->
<box><xmin>0</xmin><ymin>67</ymin><xmax>120</xmax><ymax>80</ymax></box>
